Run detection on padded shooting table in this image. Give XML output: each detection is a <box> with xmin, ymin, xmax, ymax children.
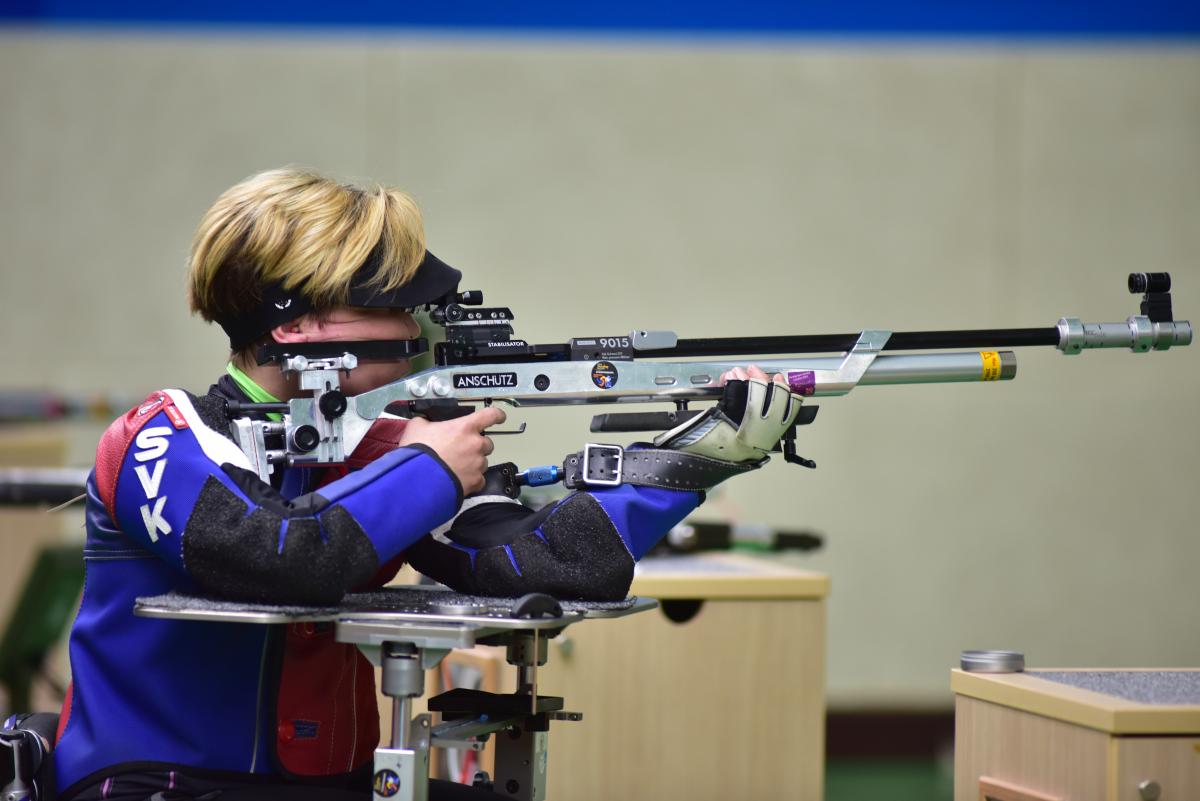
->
<box><xmin>134</xmin><ymin>587</ymin><xmax>655</xmax><ymax>801</ymax></box>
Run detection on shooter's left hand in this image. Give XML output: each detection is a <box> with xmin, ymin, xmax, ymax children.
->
<box><xmin>654</xmin><ymin>363</ymin><xmax>803</xmax><ymax>464</ymax></box>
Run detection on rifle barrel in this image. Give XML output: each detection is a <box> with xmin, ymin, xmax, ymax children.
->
<box><xmin>636</xmin><ymin>327</ymin><xmax>1058</xmax><ymax>358</ymax></box>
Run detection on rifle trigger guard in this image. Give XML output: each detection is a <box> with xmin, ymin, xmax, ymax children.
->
<box><xmin>479</xmin><ymin>398</ymin><xmax>526</xmax><ymax>434</ymax></box>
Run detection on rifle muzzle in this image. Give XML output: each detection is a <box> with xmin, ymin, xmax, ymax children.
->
<box><xmin>1056</xmin><ymin>316</ymin><xmax>1192</xmax><ymax>354</ymax></box>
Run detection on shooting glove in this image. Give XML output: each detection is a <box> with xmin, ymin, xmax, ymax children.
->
<box><xmin>654</xmin><ymin>378</ymin><xmax>804</xmax><ymax>464</ymax></box>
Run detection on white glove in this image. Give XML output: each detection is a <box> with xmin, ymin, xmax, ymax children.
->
<box><xmin>653</xmin><ymin>377</ymin><xmax>804</xmax><ymax>464</ymax></box>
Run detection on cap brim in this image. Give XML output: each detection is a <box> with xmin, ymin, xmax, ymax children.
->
<box><xmin>347</xmin><ymin>250</ymin><xmax>462</xmax><ymax>310</ymax></box>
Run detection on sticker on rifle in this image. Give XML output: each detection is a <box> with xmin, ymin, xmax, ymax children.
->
<box><xmin>591</xmin><ymin>361</ymin><xmax>619</xmax><ymax>389</ymax></box>
<box><xmin>373</xmin><ymin>769</ymin><xmax>401</xmax><ymax>797</ymax></box>
<box><xmin>786</xmin><ymin>371</ymin><xmax>816</xmax><ymax>396</ymax></box>
<box><xmin>981</xmin><ymin>351</ymin><xmax>1002</xmax><ymax>381</ymax></box>
<box><xmin>453</xmin><ymin>372</ymin><xmax>518</xmax><ymax>389</ymax></box>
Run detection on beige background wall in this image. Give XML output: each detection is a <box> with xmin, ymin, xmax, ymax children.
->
<box><xmin>1</xmin><ymin>31</ymin><xmax>1197</xmax><ymax>706</ymax></box>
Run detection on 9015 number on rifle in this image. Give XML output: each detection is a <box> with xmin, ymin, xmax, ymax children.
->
<box><xmin>570</xmin><ymin>336</ymin><xmax>634</xmax><ymax>361</ymax></box>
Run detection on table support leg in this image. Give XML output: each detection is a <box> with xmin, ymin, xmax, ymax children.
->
<box><xmin>374</xmin><ymin>641</ymin><xmax>430</xmax><ymax>801</ymax></box>
<box><xmin>490</xmin><ymin>632</ymin><xmax>553</xmax><ymax>801</ymax></box>
<box><xmin>494</xmin><ymin>725</ymin><xmax>548</xmax><ymax>801</ymax></box>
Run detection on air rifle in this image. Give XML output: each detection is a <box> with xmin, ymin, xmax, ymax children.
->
<box><xmin>227</xmin><ymin>273</ymin><xmax>1191</xmax><ymax>487</ymax></box>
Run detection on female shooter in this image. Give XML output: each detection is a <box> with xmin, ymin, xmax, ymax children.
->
<box><xmin>54</xmin><ymin>168</ymin><xmax>802</xmax><ymax>801</ymax></box>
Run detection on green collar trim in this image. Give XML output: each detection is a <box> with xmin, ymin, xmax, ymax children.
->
<box><xmin>226</xmin><ymin>362</ymin><xmax>283</xmax><ymax>420</ymax></box>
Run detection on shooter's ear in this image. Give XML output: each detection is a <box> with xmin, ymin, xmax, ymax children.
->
<box><xmin>270</xmin><ymin>313</ymin><xmax>320</xmax><ymax>343</ymax></box>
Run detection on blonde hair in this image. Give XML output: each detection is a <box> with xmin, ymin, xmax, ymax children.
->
<box><xmin>187</xmin><ymin>167</ymin><xmax>426</xmax><ymax>325</ymax></box>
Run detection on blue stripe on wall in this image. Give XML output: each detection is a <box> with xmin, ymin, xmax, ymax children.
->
<box><xmin>2</xmin><ymin>0</ymin><xmax>1199</xmax><ymax>37</ymax></box>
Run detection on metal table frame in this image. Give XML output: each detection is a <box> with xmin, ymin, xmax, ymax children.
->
<box><xmin>135</xmin><ymin>593</ymin><xmax>655</xmax><ymax>801</ymax></box>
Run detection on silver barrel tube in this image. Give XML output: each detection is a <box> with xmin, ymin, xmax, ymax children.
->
<box><xmin>751</xmin><ymin>350</ymin><xmax>1015</xmax><ymax>395</ymax></box>
<box><xmin>851</xmin><ymin>351</ymin><xmax>1017</xmax><ymax>386</ymax></box>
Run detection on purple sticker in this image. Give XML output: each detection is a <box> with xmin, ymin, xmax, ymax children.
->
<box><xmin>787</xmin><ymin>370</ymin><xmax>816</xmax><ymax>396</ymax></box>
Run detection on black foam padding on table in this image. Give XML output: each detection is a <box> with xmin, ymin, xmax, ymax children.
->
<box><xmin>138</xmin><ymin>585</ymin><xmax>637</xmax><ymax>620</ymax></box>
<box><xmin>138</xmin><ymin>591</ymin><xmax>342</xmax><ymax>618</ymax></box>
<box><xmin>345</xmin><ymin>586</ymin><xmax>636</xmax><ymax>614</ymax></box>
<box><xmin>1029</xmin><ymin>671</ymin><xmax>1200</xmax><ymax>705</ymax></box>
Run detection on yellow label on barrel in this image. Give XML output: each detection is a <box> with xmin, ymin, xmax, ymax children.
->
<box><xmin>981</xmin><ymin>351</ymin><xmax>1002</xmax><ymax>381</ymax></box>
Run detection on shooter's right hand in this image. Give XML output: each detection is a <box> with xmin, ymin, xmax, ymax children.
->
<box><xmin>398</xmin><ymin>406</ymin><xmax>505</xmax><ymax>495</ymax></box>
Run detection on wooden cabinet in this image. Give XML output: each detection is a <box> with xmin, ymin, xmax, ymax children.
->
<box><xmin>1113</xmin><ymin>738</ymin><xmax>1200</xmax><ymax>801</ymax></box>
<box><xmin>953</xmin><ymin>668</ymin><xmax>1200</xmax><ymax>801</ymax></box>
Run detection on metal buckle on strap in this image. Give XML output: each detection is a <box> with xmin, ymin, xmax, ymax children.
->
<box><xmin>582</xmin><ymin>443</ymin><xmax>623</xmax><ymax>487</ymax></box>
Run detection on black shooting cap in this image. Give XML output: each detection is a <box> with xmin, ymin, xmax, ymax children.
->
<box><xmin>217</xmin><ymin>249</ymin><xmax>462</xmax><ymax>351</ymax></box>
<box><xmin>346</xmin><ymin>249</ymin><xmax>461</xmax><ymax>310</ymax></box>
